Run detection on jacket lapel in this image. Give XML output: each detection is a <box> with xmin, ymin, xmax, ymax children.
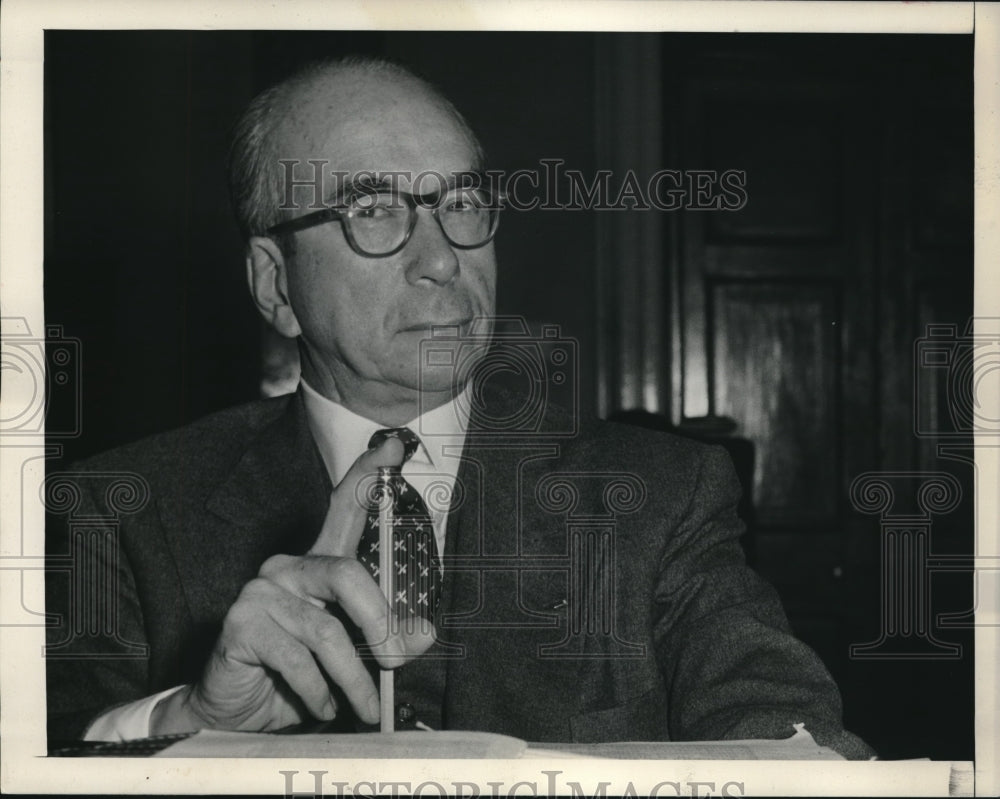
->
<box><xmin>166</xmin><ymin>390</ymin><xmax>331</xmax><ymax>627</ymax></box>
<box><xmin>205</xmin><ymin>390</ymin><xmax>331</xmax><ymax>534</ymax></box>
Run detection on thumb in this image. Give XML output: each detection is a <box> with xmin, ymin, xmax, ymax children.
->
<box><xmin>309</xmin><ymin>436</ymin><xmax>406</xmax><ymax>557</ymax></box>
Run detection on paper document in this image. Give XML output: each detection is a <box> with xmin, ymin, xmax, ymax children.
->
<box><xmin>529</xmin><ymin>724</ymin><xmax>843</xmax><ymax>760</ymax></box>
<box><xmin>158</xmin><ymin>723</ymin><xmax>839</xmax><ymax>760</ymax></box>
<box><xmin>157</xmin><ymin>729</ymin><xmax>527</xmax><ymax>758</ymax></box>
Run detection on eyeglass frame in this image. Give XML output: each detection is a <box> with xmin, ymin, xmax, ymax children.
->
<box><xmin>265</xmin><ymin>184</ymin><xmax>504</xmax><ymax>259</ymax></box>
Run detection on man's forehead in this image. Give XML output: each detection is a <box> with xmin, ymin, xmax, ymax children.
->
<box><xmin>274</xmin><ymin>71</ymin><xmax>477</xmax><ymax>179</ymax></box>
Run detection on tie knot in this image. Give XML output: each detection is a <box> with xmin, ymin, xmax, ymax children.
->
<box><xmin>368</xmin><ymin>427</ymin><xmax>421</xmax><ymax>464</ymax></box>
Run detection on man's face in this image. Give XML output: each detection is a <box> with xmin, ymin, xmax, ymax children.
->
<box><xmin>271</xmin><ymin>74</ymin><xmax>497</xmax><ymax>412</ymax></box>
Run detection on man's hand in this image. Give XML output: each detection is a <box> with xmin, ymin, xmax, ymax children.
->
<box><xmin>150</xmin><ymin>437</ymin><xmax>435</xmax><ymax>734</ymax></box>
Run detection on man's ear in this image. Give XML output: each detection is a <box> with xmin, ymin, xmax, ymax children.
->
<box><xmin>246</xmin><ymin>236</ymin><xmax>302</xmax><ymax>339</ymax></box>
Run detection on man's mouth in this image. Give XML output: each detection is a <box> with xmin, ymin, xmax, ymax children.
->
<box><xmin>398</xmin><ymin>318</ymin><xmax>471</xmax><ymax>333</ymax></box>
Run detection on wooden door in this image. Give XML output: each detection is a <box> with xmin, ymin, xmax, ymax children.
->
<box><xmin>661</xmin><ymin>35</ymin><xmax>974</xmax><ymax>758</ymax></box>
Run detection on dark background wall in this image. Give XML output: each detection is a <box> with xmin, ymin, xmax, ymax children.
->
<box><xmin>44</xmin><ymin>30</ymin><xmax>974</xmax><ymax>760</ymax></box>
<box><xmin>44</xmin><ymin>30</ymin><xmax>602</xmax><ymax>453</ymax></box>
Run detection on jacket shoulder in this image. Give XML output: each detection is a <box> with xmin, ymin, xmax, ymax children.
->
<box><xmin>77</xmin><ymin>394</ymin><xmax>294</xmax><ymax>477</ymax></box>
<box><xmin>581</xmin><ymin>416</ymin><xmax>714</xmax><ymax>457</ymax></box>
<box><xmin>556</xmin><ymin>417</ymin><xmax>744</xmax><ymax>524</ymax></box>
<box><xmin>478</xmin><ymin>384</ymin><xmax>720</xmax><ymax>469</ymax></box>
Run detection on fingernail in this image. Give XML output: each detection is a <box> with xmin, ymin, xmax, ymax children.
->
<box><xmin>323</xmin><ymin>697</ymin><xmax>337</xmax><ymax>720</ymax></box>
<box><xmin>367</xmin><ymin>694</ymin><xmax>381</xmax><ymax>722</ymax></box>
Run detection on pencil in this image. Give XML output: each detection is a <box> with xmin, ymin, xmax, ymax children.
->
<box><xmin>377</xmin><ymin>466</ymin><xmax>395</xmax><ymax>733</ymax></box>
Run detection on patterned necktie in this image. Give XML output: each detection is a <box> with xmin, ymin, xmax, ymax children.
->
<box><xmin>357</xmin><ymin>428</ymin><xmax>441</xmax><ymax>621</ymax></box>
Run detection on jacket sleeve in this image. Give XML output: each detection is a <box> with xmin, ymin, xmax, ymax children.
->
<box><xmin>650</xmin><ymin>445</ymin><xmax>875</xmax><ymax>760</ymax></box>
<box><xmin>45</xmin><ymin>471</ymin><xmax>152</xmax><ymax>743</ymax></box>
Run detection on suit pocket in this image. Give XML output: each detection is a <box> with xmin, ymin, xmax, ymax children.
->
<box><xmin>569</xmin><ymin>685</ymin><xmax>671</xmax><ymax>743</ymax></box>
<box><xmin>518</xmin><ymin>569</ymin><xmax>569</xmax><ymax>614</ymax></box>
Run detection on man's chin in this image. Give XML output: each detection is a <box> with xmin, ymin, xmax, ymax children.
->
<box><xmin>399</xmin><ymin>332</ymin><xmax>488</xmax><ymax>396</ymax></box>
<box><xmin>411</xmin><ymin>364</ymin><xmax>467</xmax><ymax>397</ymax></box>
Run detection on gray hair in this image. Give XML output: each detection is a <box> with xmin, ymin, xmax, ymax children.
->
<box><xmin>228</xmin><ymin>55</ymin><xmax>485</xmax><ymax>245</ymax></box>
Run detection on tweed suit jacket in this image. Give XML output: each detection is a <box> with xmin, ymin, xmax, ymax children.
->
<box><xmin>45</xmin><ymin>387</ymin><xmax>873</xmax><ymax>758</ymax></box>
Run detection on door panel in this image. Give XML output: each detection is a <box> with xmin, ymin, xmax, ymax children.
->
<box><xmin>711</xmin><ymin>281</ymin><xmax>841</xmax><ymax>527</ymax></box>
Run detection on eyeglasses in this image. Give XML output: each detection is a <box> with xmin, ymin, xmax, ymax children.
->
<box><xmin>266</xmin><ymin>185</ymin><xmax>503</xmax><ymax>258</ymax></box>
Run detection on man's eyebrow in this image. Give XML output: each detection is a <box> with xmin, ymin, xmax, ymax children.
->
<box><xmin>322</xmin><ymin>175</ymin><xmax>392</xmax><ymax>206</ymax></box>
<box><xmin>432</xmin><ymin>171</ymin><xmax>488</xmax><ymax>191</ymax></box>
<box><xmin>322</xmin><ymin>171</ymin><xmax>487</xmax><ymax>205</ymax></box>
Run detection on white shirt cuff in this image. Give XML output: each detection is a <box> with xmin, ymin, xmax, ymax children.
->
<box><xmin>82</xmin><ymin>685</ymin><xmax>188</xmax><ymax>741</ymax></box>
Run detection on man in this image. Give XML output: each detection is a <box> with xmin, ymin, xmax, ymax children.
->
<box><xmin>46</xmin><ymin>56</ymin><xmax>873</xmax><ymax>758</ymax></box>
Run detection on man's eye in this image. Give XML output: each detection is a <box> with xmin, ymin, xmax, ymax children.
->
<box><xmin>444</xmin><ymin>193</ymin><xmax>487</xmax><ymax>213</ymax></box>
<box><xmin>348</xmin><ymin>194</ymin><xmax>398</xmax><ymax>219</ymax></box>
<box><xmin>352</xmin><ymin>205</ymin><xmax>392</xmax><ymax>220</ymax></box>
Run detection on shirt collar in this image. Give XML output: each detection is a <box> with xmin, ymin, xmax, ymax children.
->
<box><xmin>300</xmin><ymin>379</ymin><xmax>470</xmax><ymax>487</ymax></box>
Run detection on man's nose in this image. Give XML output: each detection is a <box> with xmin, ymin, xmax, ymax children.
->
<box><xmin>402</xmin><ymin>207</ymin><xmax>460</xmax><ymax>285</ymax></box>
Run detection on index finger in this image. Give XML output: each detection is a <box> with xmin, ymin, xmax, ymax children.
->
<box><xmin>262</xmin><ymin>554</ymin><xmax>437</xmax><ymax>667</ymax></box>
<box><xmin>309</xmin><ymin>436</ymin><xmax>406</xmax><ymax>557</ymax></box>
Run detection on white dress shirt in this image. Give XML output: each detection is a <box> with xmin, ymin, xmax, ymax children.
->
<box><xmin>300</xmin><ymin>378</ymin><xmax>469</xmax><ymax>558</ymax></box>
<box><xmin>84</xmin><ymin>382</ymin><xmax>470</xmax><ymax>741</ymax></box>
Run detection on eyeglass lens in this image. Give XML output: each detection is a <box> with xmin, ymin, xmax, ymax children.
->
<box><xmin>345</xmin><ymin>189</ymin><xmax>496</xmax><ymax>255</ymax></box>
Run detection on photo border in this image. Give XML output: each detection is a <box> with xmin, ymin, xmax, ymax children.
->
<box><xmin>1</xmin><ymin>1</ymin><xmax>995</xmax><ymax>795</ymax></box>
